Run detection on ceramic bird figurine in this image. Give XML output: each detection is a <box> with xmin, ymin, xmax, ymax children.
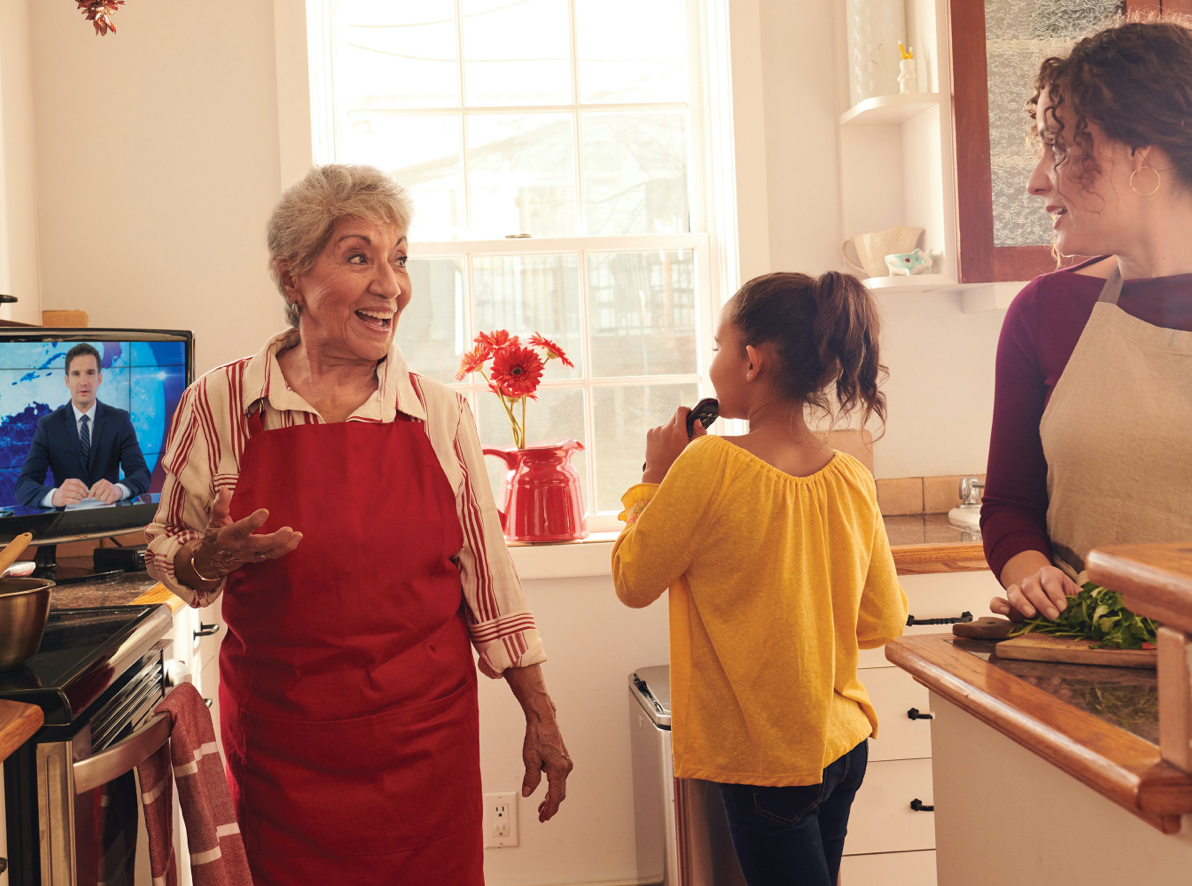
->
<box><xmin>885</xmin><ymin>248</ymin><xmax>933</xmax><ymax>276</ymax></box>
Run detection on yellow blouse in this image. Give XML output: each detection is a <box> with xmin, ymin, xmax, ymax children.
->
<box><xmin>612</xmin><ymin>436</ymin><xmax>907</xmax><ymax>786</ymax></box>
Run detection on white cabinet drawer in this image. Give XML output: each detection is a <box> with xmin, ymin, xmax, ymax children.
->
<box><xmin>859</xmin><ymin>572</ymin><xmax>1002</xmax><ymax>670</ymax></box>
<box><xmin>841</xmin><ymin>849</ymin><xmax>936</xmax><ymax>886</ymax></box>
<box><xmin>862</xmin><ymin>667</ymin><xmax>933</xmax><ymax>762</ymax></box>
<box><xmin>844</xmin><ymin>758</ymin><xmax>935</xmax><ymax>855</ymax></box>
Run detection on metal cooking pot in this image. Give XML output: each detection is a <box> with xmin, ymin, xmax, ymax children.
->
<box><xmin>0</xmin><ymin>577</ymin><xmax>54</xmax><ymax>671</ymax></box>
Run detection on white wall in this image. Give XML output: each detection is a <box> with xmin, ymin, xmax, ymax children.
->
<box><xmin>0</xmin><ymin>0</ymin><xmax>40</xmax><ymax>323</ymax></box>
<box><xmin>27</xmin><ymin>0</ymin><xmax>287</xmax><ymax>374</ymax></box>
<box><xmin>479</xmin><ymin>574</ymin><xmax>670</xmax><ymax>886</ymax></box>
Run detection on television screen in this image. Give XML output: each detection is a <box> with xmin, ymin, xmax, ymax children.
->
<box><xmin>0</xmin><ymin>330</ymin><xmax>193</xmax><ymax>541</ymax></box>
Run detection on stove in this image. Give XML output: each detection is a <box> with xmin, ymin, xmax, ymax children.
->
<box><xmin>1</xmin><ymin>604</ymin><xmax>177</xmax><ymax>885</ymax></box>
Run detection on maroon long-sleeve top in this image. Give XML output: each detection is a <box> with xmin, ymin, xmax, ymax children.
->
<box><xmin>981</xmin><ymin>258</ymin><xmax>1192</xmax><ymax>582</ymax></box>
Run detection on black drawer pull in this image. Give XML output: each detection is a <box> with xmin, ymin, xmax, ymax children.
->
<box><xmin>194</xmin><ymin>623</ymin><xmax>222</xmax><ymax>639</ymax></box>
<box><xmin>907</xmin><ymin>610</ymin><xmax>972</xmax><ymax>627</ymax></box>
<box><xmin>907</xmin><ymin>708</ymin><xmax>934</xmax><ymax>721</ymax></box>
<box><xmin>910</xmin><ymin>798</ymin><xmax>934</xmax><ymax>812</ymax></box>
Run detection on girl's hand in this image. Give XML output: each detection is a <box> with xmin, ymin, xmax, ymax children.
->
<box><xmin>990</xmin><ymin>564</ymin><xmax>1079</xmax><ymax>622</ymax></box>
<box><xmin>642</xmin><ymin>407</ymin><xmax>706</xmax><ymax>483</ymax></box>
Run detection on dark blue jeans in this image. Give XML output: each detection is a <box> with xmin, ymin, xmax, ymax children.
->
<box><xmin>717</xmin><ymin>740</ymin><xmax>868</xmax><ymax>886</ymax></box>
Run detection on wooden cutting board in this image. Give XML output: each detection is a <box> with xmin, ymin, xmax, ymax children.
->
<box><xmin>995</xmin><ymin>634</ymin><xmax>1156</xmax><ymax>669</ymax></box>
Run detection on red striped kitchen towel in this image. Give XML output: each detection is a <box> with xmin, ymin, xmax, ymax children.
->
<box><xmin>136</xmin><ymin>682</ymin><xmax>252</xmax><ymax>886</ymax></box>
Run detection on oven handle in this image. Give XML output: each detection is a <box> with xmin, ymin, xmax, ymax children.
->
<box><xmin>73</xmin><ymin>712</ymin><xmax>172</xmax><ymax>795</ymax></box>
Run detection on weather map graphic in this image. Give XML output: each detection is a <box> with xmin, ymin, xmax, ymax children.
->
<box><xmin>0</xmin><ymin>340</ymin><xmax>187</xmax><ymax>509</ymax></box>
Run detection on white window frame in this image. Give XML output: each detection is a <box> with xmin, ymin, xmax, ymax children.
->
<box><xmin>297</xmin><ymin>0</ymin><xmax>739</xmax><ymax>532</ymax></box>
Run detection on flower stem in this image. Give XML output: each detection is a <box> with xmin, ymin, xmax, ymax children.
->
<box><xmin>521</xmin><ymin>396</ymin><xmax>527</xmax><ymax>448</ymax></box>
<box><xmin>480</xmin><ymin>369</ymin><xmax>522</xmax><ymax>447</ymax></box>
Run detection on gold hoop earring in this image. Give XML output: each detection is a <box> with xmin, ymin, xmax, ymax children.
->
<box><xmin>1130</xmin><ymin>166</ymin><xmax>1161</xmax><ymax>196</ymax></box>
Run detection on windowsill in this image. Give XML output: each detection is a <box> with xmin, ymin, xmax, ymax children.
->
<box><xmin>506</xmin><ymin>532</ymin><xmax>618</xmax><ymax>580</ymax></box>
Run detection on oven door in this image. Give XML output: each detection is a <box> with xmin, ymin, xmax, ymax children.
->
<box><xmin>32</xmin><ymin>656</ymin><xmax>191</xmax><ymax>886</ymax></box>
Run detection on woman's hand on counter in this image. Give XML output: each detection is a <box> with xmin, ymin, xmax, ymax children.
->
<box><xmin>992</xmin><ymin>552</ymin><xmax>1080</xmax><ymax>621</ymax></box>
<box><xmin>504</xmin><ymin>663</ymin><xmax>573</xmax><ymax>822</ymax></box>
<box><xmin>174</xmin><ymin>490</ymin><xmax>303</xmax><ymax>589</ymax></box>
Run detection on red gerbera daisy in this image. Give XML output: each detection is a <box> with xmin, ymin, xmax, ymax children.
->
<box><xmin>476</xmin><ymin>330</ymin><xmax>520</xmax><ymax>356</ymax></box>
<box><xmin>490</xmin><ymin>345</ymin><xmax>544</xmax><ymax>398</ymax></box>
<box><xmin>454</xmin><ymin>344</ymin><xmax>489</xmax><ymax>381</ymax></box>
<box><xmin>77</xmin><ymin>0</ymin><xmax>124</xmax><ymax>35</ymax></box>
<box><xmin>529</xmin><ymin>333</ymin><xmax>574</xmax><ymax>368</ymax></box>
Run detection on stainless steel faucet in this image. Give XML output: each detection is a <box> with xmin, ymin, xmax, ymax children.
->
<box><xmin>959</xmin><ymin>476</ymin><xmax>984</xmax><ymax>508</ymax></box>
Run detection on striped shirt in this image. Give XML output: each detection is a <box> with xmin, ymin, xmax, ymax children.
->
<box><xmin>145</xmin><ymin>329</ymin><xmax>544</xmax><ymax>676</ymax></box>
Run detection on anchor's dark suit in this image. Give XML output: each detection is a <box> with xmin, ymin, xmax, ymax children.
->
<box><xmin>14</xmin><ymin>401</ymin><xmax>150</xmax><ymax>508</ymax></box>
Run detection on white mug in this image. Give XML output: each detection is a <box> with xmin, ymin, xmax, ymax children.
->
<box><xmin>841</xmin><ymin>226</ymin><xmax>925</xmax><ymax>278</ymax></box>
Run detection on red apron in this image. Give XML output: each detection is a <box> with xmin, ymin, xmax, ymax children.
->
<box><xmin>218</xmin><ymin>404</ymin><xmax>483</xmax><ymax>885</ymax></box>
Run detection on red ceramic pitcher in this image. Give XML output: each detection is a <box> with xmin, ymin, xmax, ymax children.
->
<box><xmin>482</xmin><ymin>440</ymin><xmax>588</xmax><ymax>543</ymax></box>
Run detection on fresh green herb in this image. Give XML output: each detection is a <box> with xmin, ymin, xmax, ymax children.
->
<box><xmin>1008</xmin><ymin>582</ymin><xmax>1158</xmax><ymax>650</ymax></box>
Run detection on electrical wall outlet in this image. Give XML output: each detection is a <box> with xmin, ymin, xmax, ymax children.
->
<box><xmin>483</xmin><ymin>791</ymin><xmax>519</xmax><ymax>848</ymax></box>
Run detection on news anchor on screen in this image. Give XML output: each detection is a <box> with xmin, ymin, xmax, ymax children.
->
<box><xmin>14</xmin><ymin>343</ymin><xmax>150</xmax><ymax>508</ymax></box>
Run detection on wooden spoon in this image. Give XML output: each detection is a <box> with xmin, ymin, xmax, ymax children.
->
<box><xmin>0</xmin><ymin>533</ymin><xmax>33</xmax><ymax>577</ymax></box>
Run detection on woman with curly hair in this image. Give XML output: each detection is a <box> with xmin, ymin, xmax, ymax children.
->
<box><xmin>983</xmin><ymin>16</ymin><xmax>1192</xmax><ymax>620</ymax></box>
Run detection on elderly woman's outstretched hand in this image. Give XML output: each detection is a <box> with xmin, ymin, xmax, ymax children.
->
<box><xmin>188</xmin><ymin>490</ymin><xmax>303</xmax><ymax>583</ymax></box>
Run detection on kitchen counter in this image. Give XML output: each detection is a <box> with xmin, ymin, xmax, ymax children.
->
<box><xmin>887</xmin><ymin>632</ymin><xmax>1192</xmax><ymax>833</ymax></box>
<box><xmin>39</xmin><ymin>513</ymin><xmax>988</xmax><ymax>610</ymax></box>
<box><xmin>0</xmin><ymin>699</ymin><xmax>43</xmax><ymax>763</ymax></box>
<box><xmin>883</xmin><ymin>514</ymin><xmax>985</xmax><ymax>575</ymax></box>
<box><xmin>510</xmin><ymin>514</ymin><xmax>989</xmax><ymax>580</ymax></box>
<box><xmin>48</xmin><ymin>564</ymin><xmax>185</xmax><ymax>613</ymax></box>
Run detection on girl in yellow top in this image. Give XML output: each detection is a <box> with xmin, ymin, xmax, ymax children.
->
<box><xmin>612</xmin><ymin>271</ymin><xmax>908</xmax><ymax>886</ymax></box>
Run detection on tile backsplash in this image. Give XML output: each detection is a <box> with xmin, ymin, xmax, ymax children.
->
<box><xmin>876</xmin><ymin>474</ymin><xmax>986</xmax><ymax>517</ymax></box>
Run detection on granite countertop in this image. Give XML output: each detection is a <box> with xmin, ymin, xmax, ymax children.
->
<box><xmin>883</xmin><ymin>515</ymin><xmax>986</xmax><ymax>574</ymax></box>
<box><xmin>887</xmin><ymin>632</ymin><xmax>1192</xmax><ymax>833</ymax></box>
<box><xmin>952</xmin><ymin>636</ymin><xmax>1159</xmax><ymax>744</ymax></box>
<box><xmin>47</xmin><ymin>556</ymin><xmax>185</xmax><ymax>613</ymax></box>
<box><xmin>49</xmin><ymin>566</ymin><xmax>164</xmax><ymax>611</ymax></box>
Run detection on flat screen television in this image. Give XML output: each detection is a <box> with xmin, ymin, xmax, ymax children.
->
<box><xmin>0</xmin><ymin>328</ymin><xmax>194</xmax><ymax>579</ymax></box>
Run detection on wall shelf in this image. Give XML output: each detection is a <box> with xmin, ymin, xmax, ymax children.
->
<box><xmin>863</xmin><ymin>273</ymin><xmax>959</xmax><ymax>293</ymax></box>
<box><xmin>839</xmin><ymin>93</ymin><xmax>943</xmax><ymax>126</ymax></box>
<box><xmin>860</xmin><ymin>274</ymin><xmax>1028</xmax><ymax>312</ymax></box>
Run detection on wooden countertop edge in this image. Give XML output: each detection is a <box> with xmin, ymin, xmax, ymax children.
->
<box><xmin>0</xmin><ymin>699</ymin><xmax>44</xmax><ymax>763</ymax></box>
<box><xmin>1088</xmin><ymin>543</ymin><xmax>1192</xmax><ymax>635</ymax></box>
<box><xmin>131</xmin><ymin>583</ymin><xmax>187</xmax><ymax>614</ymax></box>
<box><xmin>891</xmin><ymin>542</ymin><xmax>988</xmax><ymax>574</ymax></box>
<box><xmin>887</xmin><ymin>633</ymin><xmax>1192</xmax><ymax>834</ymax></box>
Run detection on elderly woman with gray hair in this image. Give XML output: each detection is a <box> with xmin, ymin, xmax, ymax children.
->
<box><xmin>146</xmin><ymin>164</ymin><xmax>571</xmax><ymax>885</ymax></box>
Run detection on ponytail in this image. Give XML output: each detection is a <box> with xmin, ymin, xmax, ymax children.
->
<box><xmin>728</xmin><ymin>271</ymin><xmax>888</xmax><ymax>430</ymax></box>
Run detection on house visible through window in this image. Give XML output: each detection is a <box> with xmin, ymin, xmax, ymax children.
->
<box><xmin>308</xmin><ymin>0</ymin><xmax>718</xmax><ymax>524</ymax></box>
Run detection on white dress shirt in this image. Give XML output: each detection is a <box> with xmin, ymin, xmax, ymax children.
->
<box><xmin>39</xmin><ymin>402</ymin><xmax>132</xmax><ymax>507</ymax></box>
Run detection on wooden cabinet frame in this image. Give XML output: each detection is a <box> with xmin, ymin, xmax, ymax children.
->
<box><xmin>947</xmin><ymin>0</ymin><xmax>1191</xmax><ymax>283</ymax></box>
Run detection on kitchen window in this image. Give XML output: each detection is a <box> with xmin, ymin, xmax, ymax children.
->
<box><xmin>307</xmin><ymin>0</ymin><xmax>726</xmax><ymax>528</ymax></box>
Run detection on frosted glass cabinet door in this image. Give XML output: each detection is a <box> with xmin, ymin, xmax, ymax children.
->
<box><xmin>951</xmin><ymin>0</ymin><xmax>1121</xmax><ymax>282</ymax></box>
<box><xmin>983</xmin><ymin>0</ymin><xmax>1122</xmax><ymax>249</ymax></box>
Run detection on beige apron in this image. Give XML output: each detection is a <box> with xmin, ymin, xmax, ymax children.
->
<box><xmin>1040</xmin><ymin>265</ymin><xmax>1192</xmax><ymax>581</ymax></box>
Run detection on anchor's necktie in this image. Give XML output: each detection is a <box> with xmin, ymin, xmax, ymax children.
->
<box><xmin>80</xmin><ymin>414</ymin><xmax>91</xmax><ymax>465</ymax></box>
